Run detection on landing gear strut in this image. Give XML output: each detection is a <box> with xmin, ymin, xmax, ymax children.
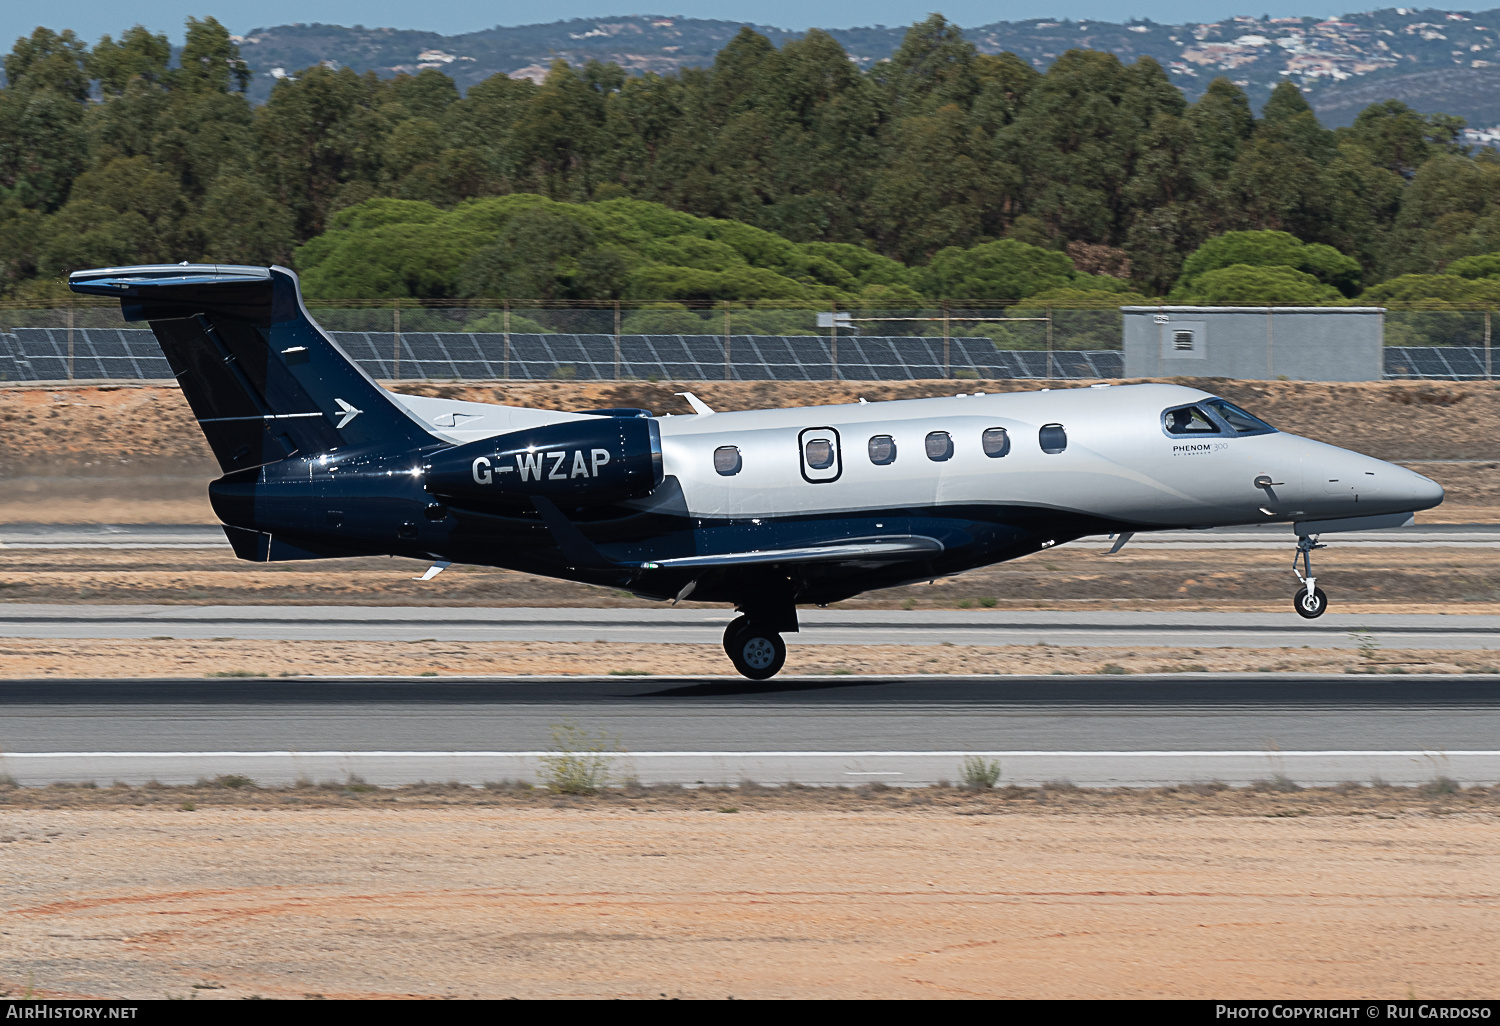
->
<box><xmin>724</xmin><ymin>617</ymin><xmax>786</xmax><ymax>680</ymax></box>
<box><xmin>1292</xmin><ymin>533</ymin><xmax>1329</xmax><ymax>619</ymax></box>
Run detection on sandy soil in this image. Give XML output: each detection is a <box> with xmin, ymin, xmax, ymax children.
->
<box><xmin>0</xmin><ymin>637</ymin><xmax>1491</xmax><ymax>678</ymax></box>
<box><xmin>1</xmin><ymin>543</ymin><xmax>1497</xmax><ymax>612</ymax></box>
<box><xmin>0</xmin><ymin>804</ymin><xmax>1495</xmax><ymax>999</ymax></box>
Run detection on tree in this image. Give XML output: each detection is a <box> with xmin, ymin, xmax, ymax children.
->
<box><xmin>177</xmin><ymin>17</ymin><xmax>250</xmax><ymax>94</ymax></box>
<box><xmin>3</xmin><ymin>28</ymin><xmax>89</xmax><ymax>101</ymax></box>
<box><xmin>89</xmin><ymin>25</ymin><xmax>171</xmax><ymax>96</ymax></box>
<box><xmin>1001</xmin><ymin>50</ymin><xmax>1185</xmax><ymax>248</ymax></box>
<box><xmin>875</xmin><ymin>14</ymin><xmax>981</xmax><ymax>115</ymax></box>
<box><xmin>255</xmin><ymin>65</ymin><xmax>391</xmax><ymax>238</ymax></box>
<box><xmin>1359</xmin><ymin>273</ymin><xmax>1500</xmax><ymax>308</ymax></box>
<box><xmin>1171</xmin><ymin>264</ymin><xmax>1343</xmax><ymax>305</ymax></box>
<box><xmin>920</xmin><ymin>239</ymin><xmax>1077</xmax><ymax>303</ymax></box>
<box><xmin>1174</xmin><ymin>230</ymin><xmax>1362</xmax><ymax>297</ymax></box>
<box><xmin>1381</xmin><ymin>154</ymin><xmax>1500</xmax><ymax>276</ymax></box>
<box><xmin>1226</xmin><ymin>82</ymin><xmax>1339</xmax><ymax>244</ymax></box>
<box><xmin>1338</xmin><ymin>99</ymin><xmax>1465</xmax><ymax>178</ymax></box>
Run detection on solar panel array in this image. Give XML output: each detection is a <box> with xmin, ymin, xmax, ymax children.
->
<box><xmin>1383</xmin><ymin>347</ymin><xmax>1500</xmax><ymax>380</ymax></box>
<box><xmin>0</xmin><ymin>328</ymin><xmax>1492</xmax><ymax>382</ymax></box>
<box><xmin>330</xmin><ymin>331</ymin><xmax>1125</xmax><ymax>381</ymax></box>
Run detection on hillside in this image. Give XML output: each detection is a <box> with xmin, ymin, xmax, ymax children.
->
<box><xmin>228</xmin><ymin>8</ymin><xmax>1500</xmax><ymax>126</ymax></box>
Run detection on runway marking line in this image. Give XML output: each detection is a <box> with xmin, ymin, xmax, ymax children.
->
<box><xmin>5</xmin><ymin>750</ymin><xmax>1500</xmax><ymax>759</ymax></box>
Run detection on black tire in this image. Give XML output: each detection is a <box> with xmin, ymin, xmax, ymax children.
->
<box><xmin>1293</xmin><ymin>586</ymin><xmax>1328</xmax><ymax>619</ymax></box>
<box><xmin>722</xmin><ymin>615</ymin><xmax>750</xmax><ymax>658</ymax></box>
<box><xmin>727</xmin><ymin>623</ymin><xmax>786</xmax><ymax>680</ymax></box>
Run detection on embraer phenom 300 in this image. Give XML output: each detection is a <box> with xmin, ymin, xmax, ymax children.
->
<box><xmin>70</xmin><ymin>265</ymin><xmax>1444</xmax><ymax>679</ymax></box>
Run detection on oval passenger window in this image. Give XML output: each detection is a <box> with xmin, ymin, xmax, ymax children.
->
<box><xmin>868</xmin><ymin>435</ymin><xmax>897</xmax><ymax>465</ymax></box>
<box><xmin>1039</xmin><ymin>423</ymin><xmax>1067</xmax><ymax>454</ymax></box>
<box><xmin>925</xmin><ymin>431</ymin><xmax>953</xmax><ymax>461</ymax></box>
<box><xmin>981</xmin><ymin>427</ymin><xmax>1010</xmax><ymax>458</ymax></box>
<box><xmin>804</xmin><ymin>438</ymin><xmax>835</xmax><ymax>470</ymax></box>
<box><xmin>713</xmin><ymin>445</ymin><xmax>742</xmax><ymax>476</ymax></box>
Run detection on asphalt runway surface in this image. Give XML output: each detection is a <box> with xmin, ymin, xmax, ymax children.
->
<box><xmin>3</xmin><ymin>522</ymin><xmax>1499</xmax><ymax>550</ymax></box>
<box><xmin>3</xmin><ymin>674</ymin><xmax>1497</xmax><ymax>788</ymax></box>
<box><xmin>2</xmin><ymin>604</ymin><xmax>1499</xmax><ymax>650</ymax></box>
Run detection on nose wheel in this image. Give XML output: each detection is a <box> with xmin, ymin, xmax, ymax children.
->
<box><xmin>724</xmin><ymin>618</ymin><xmax>786</xmax><ymax>680</ymax></box>
<box><xmin>1292</xmin><ymin>534</ymin><xmax>1329</xmax><ymax>619</ymax></box>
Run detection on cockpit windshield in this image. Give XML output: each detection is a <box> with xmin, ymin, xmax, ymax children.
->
<box><xmin>1163</xmin><ymin>405</ymin><xmax>1220</xmax><ymax>434</ymax></box>
<box><xmin>1204</xmin><ymin>398</ymin><xmax>1276</xmax><ymax>436</ymax></box>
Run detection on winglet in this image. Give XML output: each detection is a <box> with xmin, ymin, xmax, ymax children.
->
<box><xmin>413</xmin><ymin>561</ymin><xmax>451</xmax><ymax>581</ymax></box>
<box><xmin>674</xmin><ymin>391</ymin><xmax>714</xmax><ymax>415</ymax></box>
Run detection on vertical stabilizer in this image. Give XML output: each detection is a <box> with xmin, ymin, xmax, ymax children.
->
<box><xmin>69</xmin><ymin>264</ymin><xmax>436</xmax><ymax>472</ymax></box>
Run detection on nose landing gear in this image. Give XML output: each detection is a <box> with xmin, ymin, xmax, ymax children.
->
<box><xmin>1292</xmin><ymin>534</ymin><xmax>1329</xmax><ymax>618</ymax></box>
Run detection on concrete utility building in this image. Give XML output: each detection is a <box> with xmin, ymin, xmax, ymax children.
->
<box><xmin>1121</xmin><ymin>306</ymin><xmax>1385</xmax><ymax>381</ymax></box>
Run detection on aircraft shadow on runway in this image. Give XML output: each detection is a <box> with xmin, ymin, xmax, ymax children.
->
<box><xmin>1</xmin><ymin>676</ymin><xmax>1499</xmax><ymax>707</ymax></box>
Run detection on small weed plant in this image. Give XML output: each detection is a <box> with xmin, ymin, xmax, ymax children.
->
<box><xmin>960</xmin><ymin>756</ymin><xmax>1001</xmax><ymax>790</ymax></box>
<box><xmin>1420</xmin><ymin>775</ymin><xmax>1461</xmax><ymax>795</ymax></box>
<box><xmin>540</xmin><ymin>721</ymin><xmax>620</xmax><ymax>794</ymax></box>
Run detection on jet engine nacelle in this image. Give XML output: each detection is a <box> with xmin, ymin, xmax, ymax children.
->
<box><xmin>424</xmin><ymin>416</ymin><xmax>663</xmax><ymax>505</ymax></box>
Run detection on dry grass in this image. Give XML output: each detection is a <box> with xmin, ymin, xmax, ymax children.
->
<box><xmin>0</xmin><ymin>636</ymin><xmax>1495</xmax><ymax>678</ymax></box>
<box><xmin>1</xmin><ymin>774</ymin><xmax>1496</xmax><ymax>815</ymax></box>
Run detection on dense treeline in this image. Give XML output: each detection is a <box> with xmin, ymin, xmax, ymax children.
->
<box><xmin>9</xmin><ymin>13</ymin><xmax>1500</xmax><ymax>308</ymax></box>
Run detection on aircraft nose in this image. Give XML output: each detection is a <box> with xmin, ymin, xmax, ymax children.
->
<box><xmin>1373</xmin><ymin>460</ymin><xmax>1444</xmax><ymax>512</ymax></box>
<box><xmin>1405</xmin><ymin>468</ymin><xmax>1445</xmax><ymax>511</ymax></box>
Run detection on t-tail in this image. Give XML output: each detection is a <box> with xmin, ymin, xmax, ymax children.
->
<box><xmin>68</xmin><ymin>264</ymin><xmax>437</xmax><ymax>471</ymax></box>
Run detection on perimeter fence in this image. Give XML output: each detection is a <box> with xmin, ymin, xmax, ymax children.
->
<box><xmin>0</xmin><ymin>300</ymin><xmax>1495</xmax><ymax>382</ymax></box>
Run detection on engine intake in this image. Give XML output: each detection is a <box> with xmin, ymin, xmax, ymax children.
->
<box><xmin>424</xmin><ymin>416</ymin><xmax>663</xmax><ymax>506</ymax></box>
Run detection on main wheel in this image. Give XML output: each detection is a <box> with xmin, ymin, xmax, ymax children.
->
<box><xmin>727</xmin><ymin>622</ymin><xmax>786</xmax><ymax>680</ymax></box>
<box><xmin>1293</xmin><ymin>586</ymin><xmax>1328</xmax><ymax>619</ymax></box>
<box><xmin>722</xmin><ymin>615</ymin><xmax>750</xmax><ymax>658</ymax></box>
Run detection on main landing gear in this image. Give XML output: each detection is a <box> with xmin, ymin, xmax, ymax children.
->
<box><xmin>723</xmin><ymin>614</ymin><xmax>788</xmax><ymax>680</ymax></box>
<box><xmin>1292</xmin><ymin>534</ymin><xmax>1329</xmax><ymax>619</ymax></box>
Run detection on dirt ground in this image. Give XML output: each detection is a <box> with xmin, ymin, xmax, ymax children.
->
<box><xmin>0</xmin><ymin>637</ymin><xmax>1492</xmax><ymax>679</ymax></box>
<box><xmin>0</xmin><ymin>802</ymin><xmax>1495</xmax><ymax>999</ymax></box>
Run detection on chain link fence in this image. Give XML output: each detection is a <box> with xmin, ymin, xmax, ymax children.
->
<box><xmin>0</xmin><ymin>302</ymin><xmax>1494</xmax><ymax>383</ymax></box>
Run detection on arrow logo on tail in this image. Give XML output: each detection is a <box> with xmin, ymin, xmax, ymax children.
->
<box><xmin>333</xmin><ymin>398</ymin><xmax>363</xmax><ymax>429</ymax></box>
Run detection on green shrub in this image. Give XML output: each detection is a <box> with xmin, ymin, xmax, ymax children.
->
<box><xmin>540</xmin><ymin>721</ymin><xmax>620</xmax><ymax>794</ymax></box>
<box><xmin>960</xmin><ymin>755</ymin><xmax>1001</xmax><ymax>789</ymax></box>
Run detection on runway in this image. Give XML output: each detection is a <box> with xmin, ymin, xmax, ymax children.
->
<box><xmin>3</xmin><ymin>603</ymin><xmax>1500</xmax><ymax>650</ymax></box>
<box><xmin>3</xmin><ymin>522</ymin><xmax>1500</xmax><ymax>549</ymax></box>
<box><xmin>2</xmin><ymin>675</ymin><xmax>1497</xmax><ymax>787</ymax></box>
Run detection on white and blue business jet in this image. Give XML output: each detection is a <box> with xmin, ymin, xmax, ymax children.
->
<box><xmin>69</xmin><ymin>264</ymin><xmax>1445</xmax><ymax>679</ymax></box>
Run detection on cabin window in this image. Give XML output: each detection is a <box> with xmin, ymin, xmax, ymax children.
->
<box><xmin>1203</xmin><ymin>398</ymin><xmax>1277</xmax><ymax>436</ymax></box>
<box><xmin>713</xmin><ymin>445</ymin><xmax>742</xmax><ymax>476</ymax></box>
<box><xmin>804</xmin><ymin>438</ymin><xmax>836</xmax><ymax>470</ymax></box>
<box><xmin>981</xmin><ymin>427</ymin><xmax>1010</xmax><ymax>458</ymax></box>
<box><xmin>925</xmin><ymin>431</ymin><xmax>954</xmax><ymax>462</ymax></box>
<box><xmin>868</xmin><ymin>435</ymin><xmax>897</xmax><ymax>465</ymax></box>
<box><xmin>1039</xmin><ymin>424</ymin><xmax>1068</xmax><ymax>454</ymax></box>
<box><xmin>1163</xmin><ymin>405</ymin><xmax>1220</xmax><ymax>435</ymax></box>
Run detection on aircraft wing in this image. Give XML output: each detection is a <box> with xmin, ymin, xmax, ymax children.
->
<box><xmin>530</xmin><ymin>495</ymin><xmax>940</xmax><ymax>571</ymax></box>
<box><xmin>637</xmin><ymin>536</ymin><xmax>943</xmax><ymax>569</ymax></box>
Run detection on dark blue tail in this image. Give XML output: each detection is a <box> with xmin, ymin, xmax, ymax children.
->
<box><xmin>69</xmin><ymin>264</ymin><xmax>435</xmax><ymax>472</ymax></box>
